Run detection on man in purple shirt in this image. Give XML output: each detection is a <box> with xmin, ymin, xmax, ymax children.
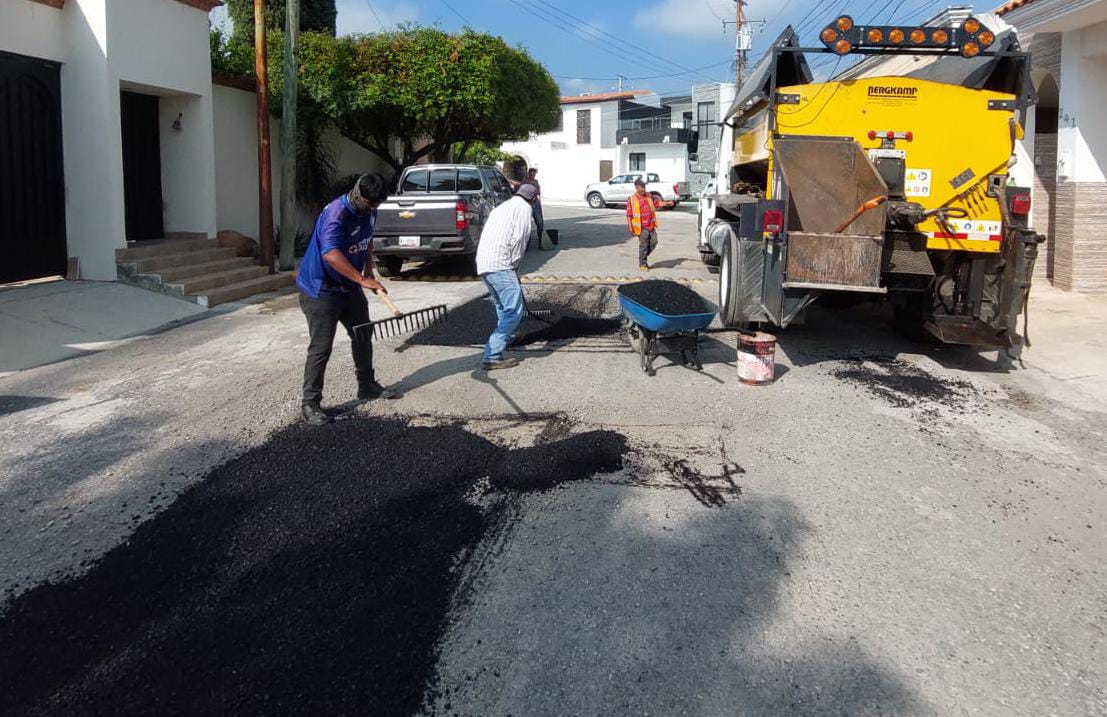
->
<box><xmin>296</xmin><ymin>174</ymin><xmax>399</xmax><ymax>425</ymax></box>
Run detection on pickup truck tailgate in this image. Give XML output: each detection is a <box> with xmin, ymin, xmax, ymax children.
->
<box><xmin>375</xmin><ymin>196</ymin><xmax>461</xmax><ymax>237</ymax></box>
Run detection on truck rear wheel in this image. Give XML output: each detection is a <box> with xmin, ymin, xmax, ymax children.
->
<box><xmin>375</xmin><ymin>256</ymin><xmax>403</xmax><ymax>277</ymax></box>
<box><xmin>587</xmin><ymin>193</ymin><xmax>605</xmax><ymax>209</ymax></box>
<box><xmin>719</xmin><ymin>231</ymin><xmax>743</xmax><ymax>327</ymax></box>
<box><xmin>700</xmin><ymin>250</ymin><xmax>720</xmax><ymax>268</ymax></box>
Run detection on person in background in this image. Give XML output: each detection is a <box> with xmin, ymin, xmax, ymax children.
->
<box><xmin>295</xmin><ymin>174</ymin><xmax>400</xmax><ymax>426</ymax></box>
<box><xmin>626</xmin><ymin>178</ymin><xmax>673</xmax><ymax>271</ymax></box>
<box><xmin>522</xmin><ymin>167</ymin><xmax>544</xmax><ymax>243</ymax></box>
<box><xmin>475</xmin><ymin>184</ymin><xmax>539</xmax><ymax>371</ymax></box>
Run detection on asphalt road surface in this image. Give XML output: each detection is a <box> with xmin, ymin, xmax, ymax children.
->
<box><xmin>1</xmin><ymin>206</ymin><xmax>1104</xmax><ymax>715</ymax></box>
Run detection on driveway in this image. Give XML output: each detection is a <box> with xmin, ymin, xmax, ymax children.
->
<box><xmin>0</xmin><ymin>206</ymin><xmax>1104</xmax><ymax>715</ymax></box>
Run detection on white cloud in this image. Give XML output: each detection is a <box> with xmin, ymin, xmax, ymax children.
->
<box><xmin>336</xmin><ymin>1</ymin><xmax>420</xmax><ymax>36</ymax></box>
<box><xmin>633</xmin><ymin>0</ymin><xmax>765</xmax><ymax>38</ymax></box>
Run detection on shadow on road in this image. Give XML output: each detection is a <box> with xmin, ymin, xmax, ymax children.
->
<box><xmin>0</xmin><ymin>415</ymin><xmax>924</xmax><ymax>715</ymax></box>
<box><xmin>772</xmin><ymin>303</ymin><xmax>1018</xmax><ymax>375</ymax></box>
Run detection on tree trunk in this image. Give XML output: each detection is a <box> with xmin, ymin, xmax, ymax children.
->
<box><xmin>278</xmin><ymin>0</ymin><xmax>300</xmax><ymax>271</ymax></box>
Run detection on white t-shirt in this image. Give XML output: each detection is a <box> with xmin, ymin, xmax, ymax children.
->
<box><xmin>476</xmin><ymin>196</ymin><xmax>535</xmax><ymax>275</ymax></box>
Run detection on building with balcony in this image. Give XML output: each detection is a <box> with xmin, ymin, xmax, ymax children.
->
<box><xmin>501</xmin><ymin>83</ymin><xmax>736</xmax><ymax>202</ymax></box>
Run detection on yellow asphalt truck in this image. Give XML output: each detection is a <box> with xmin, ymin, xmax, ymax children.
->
<box><xmin>700</xmin><ymin>12</ymin><xmax>1044</xmax><ymax>347</ymax></box>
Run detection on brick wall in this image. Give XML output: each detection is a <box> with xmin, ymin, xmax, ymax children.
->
<box><xmin>1071</xmin><ymin>183</ymin><xmax>1107</xmax><ymax>293</ymax></box>
<box><xmin>1032</xmin><ymin>133</ymin><xmax>1057</xmax><ymax>280</ymax></box>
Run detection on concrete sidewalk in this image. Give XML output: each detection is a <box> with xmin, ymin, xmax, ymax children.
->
<box><xmin>0</xmin><ymin>280</ymin><xmax>205</xmax><ymax>376</ymax></box>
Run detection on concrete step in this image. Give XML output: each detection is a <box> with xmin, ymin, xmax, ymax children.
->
<box><xmin>166</xmin><ymin>265</ymin><xmax>271</xmax><ymax>295</ymax></box>
<box><xmin>145</xmin><ymin>257</ymin><xmax>259</xmax><ymax>283</ymax></box>
<box><xmin>115</xmin><ymin>237</ymin><xmax>218</xmax><ymax>262</ymax></box>
<box><xmin>126</xmin><ymin>247</ymin><xmax>238</xmax><ymax>273</ymax></box>
<box><xmin>191</xmin><ymin>273</ymin><xmax>295</xmax><ymax>308</ymax></box>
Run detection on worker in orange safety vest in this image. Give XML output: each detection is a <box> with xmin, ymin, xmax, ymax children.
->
<box><xmin>626</xmin><ymin>178</ymin><xmax>674</xmax><ymax>271</ymax></box>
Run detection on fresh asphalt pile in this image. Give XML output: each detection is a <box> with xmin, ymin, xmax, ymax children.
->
<box><xmin>617</xmin><ymin>280</ymin><xmax>712</xmax><ymax>316</ymax></box>
<box><xmin>400</xmin><ymin>284</ymin><xmax>622</xmax><ymax>349</ymax></box>
<box><xmin>0</xmin><ymin>416</ymin><xmax>627</xmax><ymax>715</ymax></box>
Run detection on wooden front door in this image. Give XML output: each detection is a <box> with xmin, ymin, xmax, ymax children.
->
<box><xmin>599</xmin><ymin>160</ymin><xmax>613</xmax><ymax>182</ymax></box>
<box><xmin>0</xmin><ymin>51</ymin><xmax>66</xmax><ymax>283</ymax></box>
<box><xmin>120</xmin><ymin>91</ymin><xmax>164</xmax><ymax>241</ymax></box>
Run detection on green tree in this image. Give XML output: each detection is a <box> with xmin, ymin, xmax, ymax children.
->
<box><xmin>225</xmin><ymin>0</ymin><xmax>336</xmax><ymax>41</ymax></box>
<box><xmin>298</xmin><ymin>27</ymin><xmax>561</xmax><ymax>176</ymax></box>
<box><xmin>453</xmin><ymin>141</ymin><xmax>512</xmax><ymax>166</ymax></box>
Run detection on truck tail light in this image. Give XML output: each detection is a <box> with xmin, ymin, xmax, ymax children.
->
<box><xmin>673</xmin><ymin>184</ymin><xmax>680</xmax><ymax>196</ymax></box>
<box><xmin>455</xmin><ymin>201</ymin><xmax>468</xmax><ymax>231</ymax></box>
<box><xmin>763</xmin><ymin>209</ymin><xmax>784</xmax><ymax>233</ymax></box>
<box><xmin>1011</xmin><ymin>193</ymin><xmax>1031</xmax><ymax>216</ymax></box>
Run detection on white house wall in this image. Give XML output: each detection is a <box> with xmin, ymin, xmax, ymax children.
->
<box><xmin>62</xmin><ymin>0</ymin><xmax>121</xmax><ymax>282</ymax></box>
<box><xmin>0</xmin><ymin>1</ymin><xmax>66</xmax><ymax>62</ymax></box>
<box><xmin>213</xmin><ymin>84</ymin><xmax>390</xmax><ymax>241</ymax></box>
<box><xmin>1058</xmin><ymin>22</ymin><xmax>1107</xmax><ymax>183</ymax></box>
<box><xmin>502</xmin><ymin>100</ymin><xmax>621</xmax><ymax>201</ymax></box>
<box><xmin>616</xmin><ymin>143</ymin><xmax>688</xmax><ymax>184</ymax></box>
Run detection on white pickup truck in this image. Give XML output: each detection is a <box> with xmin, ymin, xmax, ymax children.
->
<box><xmin>584</xmin><ymin>172</ymin><xmax>688</xmax><ymax>209</ymax></box>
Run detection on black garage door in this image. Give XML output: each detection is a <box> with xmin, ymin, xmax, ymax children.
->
<box><xmin>0</xmin><ymin>51</ymin><xmax>66</xmax><ymax>284</ymax></box>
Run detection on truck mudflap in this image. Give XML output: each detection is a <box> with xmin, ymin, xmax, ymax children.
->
<box><xmin>924</xmin><ymin>226</ymin><xmax>1044</xmax><ymax>348</ymax></box>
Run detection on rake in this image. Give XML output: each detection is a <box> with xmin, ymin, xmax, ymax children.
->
<box><xmin>354</xmin><ymin>291</ymin><xmax>448</xmax><ymax>341</ymax></box>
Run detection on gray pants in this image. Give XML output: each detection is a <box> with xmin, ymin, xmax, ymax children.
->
<box><xmin>637</xmin><ymin>229</ymin><xmax>658</xmax><ymax>265</ymax></box>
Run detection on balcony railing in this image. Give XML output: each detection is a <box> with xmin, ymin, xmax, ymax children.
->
<box><xmin>615</xmin><ymin>126</ymin><xmax>694</xmax><ymax>145</ymax></box>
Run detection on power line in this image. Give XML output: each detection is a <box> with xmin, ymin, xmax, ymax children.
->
<box><xmin>552</xmin><ymin>61</ymin><xmax>733</xmax><ymax>82</ymax></box>
<box><xmin>438</xmin><ymin>0</ymin><xmax>473</xmax><ymax>27</ymax></box>
<box><xmin>362</xmin><ymin>0</ymin><xmax>387</xmax><ymax>31</ymax></box>
<box><xmin>505</xmin><ymin>0</ymin><xmax>675</xmax><ymax>77</ymax></box>
<box><xmin>528</xmin><ymin>0</ymin><xmax>721</xmax><ymax>84</ymax></box>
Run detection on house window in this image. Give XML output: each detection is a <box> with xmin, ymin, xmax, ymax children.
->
<box><xmin>556</xmin><ymin>111</ymin><xmax>564</xmax><ymax>132</ymax></box>
<box><xmin>683</xmin><ymin>111</ymin><xmax>693</xmax><ymax>130</ymax></box>
<box><xmin>629</xmin><ymin>153</ymin><xmax>646</xmax><ymax>171</ymax></box>
<box><xmin>577</xmin><ymin>109</ymin><xmax>592</xmax><ymax>144</ymax></box>
<box><xmin>697</xmin><ymin>101</ymin><xmax>717</xmax><ymax>140</ymax></box>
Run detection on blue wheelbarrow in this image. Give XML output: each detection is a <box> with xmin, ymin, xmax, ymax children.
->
<box><xmin>617</xmin><ymin>292</ymin><xmax>716</xmax><ymax>376</ymax></box>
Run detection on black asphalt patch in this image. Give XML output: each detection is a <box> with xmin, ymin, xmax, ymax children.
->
<box><xmin>400</xmin><ymin>285</ymin><xmax>623</xmax><ymax>349</ymax></box>
<box><xmin>0</xmin><ymin>416</ymin><xmax>627</xmax><ymax>715</ymax></box>
<box><xmin>618</xmin><ymin>280</ymin><xmax>713</xmax><ymax>316</ymax></box>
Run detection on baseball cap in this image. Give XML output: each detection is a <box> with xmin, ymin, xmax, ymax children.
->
<box><xmin>515</xmin><ymin>184</ymin><xmax>539</xmax><ymax>201</ymax></box>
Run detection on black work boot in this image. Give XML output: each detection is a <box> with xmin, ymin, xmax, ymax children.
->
<box><xmin>301</xmin><ymin>402</ymin><xmax>331</xmax><ymax>426</ymax></box>
<box><xmin>358</xmin><ymin>380</ymin><xmax>401</xmax><ymax>401</ymax></box>
<box><xmin>482</xmin><ymin>357</ymin><xmax>520</xmax><ymax>371</ymax></box>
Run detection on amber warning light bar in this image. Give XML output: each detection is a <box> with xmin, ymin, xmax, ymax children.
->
<box><xmin>819</xmin><ymin>15</ymin><xmax>996</xmax><ymax>58</ymax></box>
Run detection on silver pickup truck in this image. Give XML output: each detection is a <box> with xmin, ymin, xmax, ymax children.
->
<box><xmin>372</xmin><ymin>164</ymin><xmax>516</xmax><ymax>276</ymax></box>
<box><xmin>584</xmin><ymin>172</ymin><xmax>689</xmax><ymax>209</ymax></box>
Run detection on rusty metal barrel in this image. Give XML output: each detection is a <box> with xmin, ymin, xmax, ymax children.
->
<box><xmin>736</xmin><ymin>331</ymin><xmax>776</xmax><ymax>385</ymax></box>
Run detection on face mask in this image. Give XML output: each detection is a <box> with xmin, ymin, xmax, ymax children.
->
<box><xmin>348</xmin><ymin>175</ymin><xmax>373</xmax><ymax>214</ymax></box>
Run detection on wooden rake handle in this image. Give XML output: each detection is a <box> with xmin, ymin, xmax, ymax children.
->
<box><xmin>372</xmin><ymin>289</ymin><xmax>404</xmax><ymax>317</ymax></box>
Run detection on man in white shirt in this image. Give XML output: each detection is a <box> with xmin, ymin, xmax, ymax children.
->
<box><xmin>476</xmin><ymin>184</ymin><xmax>538</xmax><ymax>370</ymax></box>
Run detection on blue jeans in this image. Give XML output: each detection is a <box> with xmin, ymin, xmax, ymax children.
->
<box><xmin>532</xmin><ymin>200</ymin><xmax>544</xmax><ymax>244</ymax></box>
<box><xmin>481</xmin><ymin>270</ymin><xmax>524</xmax><ymax>362</ymax></box>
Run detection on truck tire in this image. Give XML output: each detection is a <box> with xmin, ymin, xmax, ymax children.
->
<box><xmin>718</xmin><ymin>229</ymin><xmax>744</xmax><ymax>327</ymax></box>
<box><xmin>700</xmin><ymin>249</ymin><xmax>721</xmax><ymax>268</ymax></box>
<box><xmin>375</xmin><ymin>256</ymin><xmax>403</xmax><ymax>277</ymax></box>
<box><xmin>587</xmin><ymin>193</ymin><xmax>605</xmax><ymax>209</ymax></box>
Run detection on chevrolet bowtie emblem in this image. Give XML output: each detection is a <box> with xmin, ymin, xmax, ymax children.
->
<box><xmin>399</xmin><ymin>211</ymin><xmax>416</xmax><ymax>219</ymax></box>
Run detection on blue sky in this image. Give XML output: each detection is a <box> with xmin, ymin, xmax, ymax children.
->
<box><xmin>211</xmin><ymin>0</ymin><xmax>990</xmax><ymax>97</ymax></box>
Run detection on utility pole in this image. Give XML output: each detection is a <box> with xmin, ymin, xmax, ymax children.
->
<box><xmin>735</xmin><ymin>0</ymin><xmax>745</xmax><ymax>87</ymax></box>
<box><xmin>617</xmin><ymin>74</ymin><xmax>626</xmax><ymax>93</ymax></box>
<box><xmin>255</xmin><ymin>0</ymin><xmax>275</xmax><ymax>274</ymax></box>
<box><xmin>279</xmin><ymin>0</ymin><xmax>299</xmax><ymax>271</ymax></box>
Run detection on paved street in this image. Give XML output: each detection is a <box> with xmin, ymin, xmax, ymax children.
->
<box><xmin>1</xmin><ymin>206</ymin><xmax>1105</xmax><ymax>714</ymax></box>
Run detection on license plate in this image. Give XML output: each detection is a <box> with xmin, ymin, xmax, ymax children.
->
<box><xmin>398</xmin><ymin>236</ymin><xmax>420</xmax><ymax>247</ymax></box>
